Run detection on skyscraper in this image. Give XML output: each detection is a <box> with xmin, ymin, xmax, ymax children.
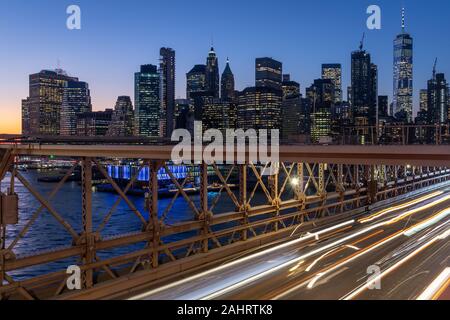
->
<box><xmin>255</xmin><ymin>57</ymin><xmax>282</xmax><ymax>91</ymax></box>
<box><xmin>107</xmin><ymin>96</ymin><xmax>134</xmax><ymax>137</ymax></box>
<box><xmin>160</xmin><ymin>48</ymin><xmax>176</xmax><ymax>137</ymax></box>
<box><xmin>60</xmin><ymin>81</ymin><xmax>92</xmax><ymax>136</ymax></box>
<box><xmin>221</xmin><ymin>58</ymin><xmax>235</xmax><ymax>101</ymax></box>
<box><xmin>393</xmin><ymin>7</ymin><xmax>413</xmax><ymax>123</ymax></box>
<box><xmin>427</xmin><ymin>72</ymin><xmax>449</xmax><ymax>124</ymax></box>
<box><xmin>186</xmin><ymin>65</ymin><xmax>207</xmax><ymax>99</ymax></box>
<box><xmin>134</xmin><ymin>64</ymin><xmax>160</xmax><ymax>137</ymax></box>
<box><xmin>281</xmin><ymin>75</ymin><xmax>300</xmax><ymax>100</ymax></box>
<box><xmin>237</xmin><ymin>86</ymin><xmax>281</xmax><ymax>131</ymax></box>
<box><xmin>201</xmin><ymin>97</ymin><xmax>235</xmax><ymax>133</ymax></box>
<box><xmin>378</xmin><ymin>95</ymin><xmax>389</xmax><ymax>118</ymax></box>
<box><xmin>420</xmin><ymin>89</ymin><xmax>428</xmax><ymax>112</ymax></box>
<box><xmin>307</xmin><ymin>79</ymin><xmax>334</xmax><ymax>143</ymax></box>
<box><xmin>21</xmin><ymin>98</ymin><xmax>30</xmax><ymax>135</ymax></box>
<box><xmin>205</xmin><ymin>47</ymin><xmax>220</xmax><ymax>98</ymax></box>
<box><xmin>281</xmin><ymin>94</ymin><xmax>302</xmax><ymax>140</ymax></box>
<box><xmin>77</xmin><ymin>109</ymin><xmax>113</xmax><ymax>137</ymax></box>
<box><xmin>351</xmin><ymin>49</ymin><xmax>378</xmax><ymax>127</ymax></box>
<box><xmin>26</xmin><ymin>69</ymin><xmax>79</xmax><ymax>136</ymax></box>
<box><xmin>322</xmin><ymin>64</ymin><xmax>342</xmax><ymax>104</ymax></box>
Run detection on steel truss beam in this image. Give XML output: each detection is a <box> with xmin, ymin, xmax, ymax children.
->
<box><xmin>0</xmin><ymin>145</ymin><xmax>449</xmax><ymax>300</ymax></box>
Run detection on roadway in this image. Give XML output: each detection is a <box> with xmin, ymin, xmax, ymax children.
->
<box><xmin>130</xmin><ymin>188</ymin><xmax>450</xmax><ymax>300</ymax></box>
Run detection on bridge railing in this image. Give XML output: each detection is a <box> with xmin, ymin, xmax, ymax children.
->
<box><xmin>0</xmin><ymin>144</ymin><xmax>449</xmax><ymax>300</ymax></box>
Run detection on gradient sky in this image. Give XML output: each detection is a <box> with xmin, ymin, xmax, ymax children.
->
<box><xmin>1</xmin><ymin>0</ymin><xmax>450</xmax><ymax>133</ymax></box>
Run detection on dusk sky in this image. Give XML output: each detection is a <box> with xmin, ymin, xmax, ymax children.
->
<box><xmin>1</xmin><ymin>0</ymin><xmax>450</xmax><ymax>133</ymax></box>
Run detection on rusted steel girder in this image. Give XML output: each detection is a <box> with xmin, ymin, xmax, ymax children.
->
<box><xmin>0</xmin><ymin>144</ymin><xmax>449</xmax><ymax>299</ymax></box>
<box><xmin>2</xmin><ymin>144</ymin><xmax>450</xmax><ymax>166</ymax></box>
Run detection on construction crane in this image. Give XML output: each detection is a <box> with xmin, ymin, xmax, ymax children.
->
<box><xmin>359</xmin><ymin>32</ymin><xmax>365</xmax><ymax>51</ymax></box>
<box><xmin>432</xmin><ymin>58</ymin><xmax>438</xmax><ymax>79</ymax></box>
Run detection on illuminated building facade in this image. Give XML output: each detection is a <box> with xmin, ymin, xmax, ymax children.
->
<box><xmin>393</xmin><ymin>8</ymin><xmax>413</xmax><ymax>123</ymax></box>
<box><xmin>281</xmin><ymin>74</ymin><xmax>300</xmax><ymax>100</ymax></box>
<box><xmin>107</xmin><ymin>96</ymin><xmax>134</xmax><ymax>137</ymax></box>
<box><xmin>237</xmin><ymin>86</ymin><xmax>282</xmax><ymax>131</ymax></box>
<box><xmin>186</xmin><ymin>65</ymin><xmax>207</xmax><ymax>100</ymax></box>
<box><xmin>27</xmin><ymin>69</ymin><xmax>78</xmax><ymax>136</ymax></box>
<box><xmin>76</xmin><ymin>109</ymin><xmax>113</xmax><ymax>137</ymax></box>
<box><xmin>60</xmin><ymin>81</ymin><xmax>92</xmax><ymax>136</ymax></box>
<box><xmin>160</xmin><ymin>47</ymin><xmax>176</xmax><ymax>137</ymax></box>
<box><xmin>420</xmin><ymin>89</ymin><xmax>428</xmax><ymax>112</ymax></box>
<box><xmin>206</xmin><ymin>47</ymin><xmax>220</xmax><ymax>98</ymax></box>
<box><xmin>322</xmin><ymin>64</ymin><xmax>342</xmax><ymax>104</ymax></box>
<box><xmin>221</xmin><ymin>58</ymin><xmax>235</xmax><ymax>102</ymax></box>
<box><xmin>428</xmin><ymin>73</ymin><xmax>449</xmax><ymax>124</ymax></box>
<box><xmin>21</xmin><ymin>98</ymin><xmax>30</xmax><ymax>135</ymax></box>
<box><xmin>255</xmin><ymin>57</ymin><xmax>282</xmax><ymax>91</ymax></box>
<box><xmin>307</xmin><ymin>79</ymin><xmax>334</xmax><ymax>143</ymax></box>
<box><xmin>135</xmin><ymin>64</ymin><xmax>160</xmax><ymax>137</ymax></box>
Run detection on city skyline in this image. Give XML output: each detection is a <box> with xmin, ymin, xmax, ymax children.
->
<box><xmin>2</xmin><ymin>0</ymin><xmax>450</xmax><ymax>133</ymax></box>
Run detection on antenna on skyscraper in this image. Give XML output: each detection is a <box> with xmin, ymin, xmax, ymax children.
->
<box><xmin>359</xmin><ymin>32</ymin><xmax>365</xmax><ymax>51</ymax></box>
<box><xmin>401</xmin><ymin>7</ymin><xmax>406</xmax><ymax>32</ymax></box>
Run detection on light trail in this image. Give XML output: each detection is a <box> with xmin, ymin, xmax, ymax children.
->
<box><xmin>131</xmin><ymin>190</ymin><xmax>449</xmax><ymax>301</ymax></box>
<box><xmin>404</xmin><ymin>208</ymin><xmax>450</xmax><ymax>237</ymax></box>
<box><xmin>386</xmin><ymin>194</ymin><xmax>450</xmax><ymax>225</ymax></box>
<box><xmin>202</xmin><ymin>196</ymin><xmax>449</xmax><ymax>300</ymax></box>
<box><xmin>201</xmin><ymin>223</ymin><xmax>392</xmax><ymax>300</ymax></box>
<box><xmin>359</xmin><ymin>191</ymin><xmax>443</xmax><ymax>223</ymax></box>
<box><xmin>274</xmin><ymin>207</ymin><xmax>450</xmax><ymax>300</ymax></box>
<box><xmin>416</xmin><ymin>267</ymin><xmax>450</xmax><ymax>300</ymax></box>
<box><xmin>129</xmin><ymin>220</ymin><xmax>355</xmax><ymax>300</ymax></box>
<box><xmin>342</xmin><ymin>226</ymin><xmax>449</xmax><ymax>300</ymax></box>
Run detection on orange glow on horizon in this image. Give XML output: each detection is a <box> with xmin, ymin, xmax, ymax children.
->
<box><xmin>0</xmin><ymin>103</ymin><xmax>21</xmax><ymax>134</ymax></box>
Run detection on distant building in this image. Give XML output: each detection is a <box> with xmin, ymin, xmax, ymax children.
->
<box><xmin>351</xmin><ymin>47</ymin><xmax>378</xmax><ymax>144</ymax></box>
<box><xmin>307</xmin><ymin>79</ymin><xmax>334</xmax><ymax>143</ymax></box>
<box><xmin>21</xmin><ymin>98</ymin><xmax>30</xmax><ymax>135</ymax></box>
<box><xmin>428</xmin><ymin>73</ymin><xmax>449</xmax><ymax>124</ymax></box>
<box><xmin>60</xmin><ymin>81</ymin><xmax>92</xmax><ymax>136</ymax></box>
<box><xmin>332</xmin><ymin>101</ymin><xmax>353</xmax><ymax>135</ymax></box>
<box><xmin>393</xmin><ymin>8</ymin><xmax>413</xmax><ymax>123</ymax></box>
<box><xmin>378</xmin><ymin>95</ymin><xmax>389</xmax><ymax>118</ymax></box>
<box><xmin>134</xmin><ymin>64</ymin><xmax>160</xmax><ymax>137</ymax></box>
<box><xmin>186</xmin><ymin>64</ymin><xmax>207</xmax><ymax>100</ymax></box>
<box><xmin>205</xmin><ymin>47</ymin><xmax>220</xmax><ymax>98</ymax></box>
<box><xmin>26</xmin><ymin>69</ymin><xmax>79</xmax><ymax>136</ymax></box>
<box><xmin>281</xmin><ymin>94</ymin><xmax>302</xmax><ymax>140</ymax></box>
<box><xmin>237</xmin><ymin>86</ymin><xmax>282</xmax><ymax>132</ymax></box>
<box><xmin>77</xmin><ymin>109</ymin><xmax>113</xmax><ymax>137</ymax></box>
<box><xmin>160</xmin><ymin>48</ymin><xmax>176</xmax><ymax>137</ymax></box>
<box><xmin>322</xmin><ymin>64</ymin><xmax>342</xmax><ymax>104</ymax></box>
<box><xmin>203</xmin><ymin>98</ymin><xmax>236</xmax><ymax>133</ymax></box>
<box><xmin>221</xmin><ymin>58</ymin><xmax>235</xmax><ymax>101</ymax></box>
<box><xmin>299</xmin><ymin>97</ymin><xmax>312</xmax><ymax>136</ymax></box>
<box><xmin>351</xmin><ymin>50</ymin><xmax>378</xmax><ymax>126</ymax></box>
<box><xmin>175</xmin><ymin>99</ymin><xmax>193</xmax><ymax>133</ymax></box>
<box><xmin>255</xmin><ymin>57</ymin><xmax>282</xmax><ymax>91</ymax></box>
<box><xmin>281</xmin><ymin>75</ymin><xmax>300</xmax><ymax>100</ymax></box>
<box><xmin>420</xmin><ymin>89</ymin><xmax>428</xmax><ymax>112</ymax></box>
<box><xmin>107</xmin><ymin>96</ymin><xmax>134</xmax><ymax>137</ymax></box>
